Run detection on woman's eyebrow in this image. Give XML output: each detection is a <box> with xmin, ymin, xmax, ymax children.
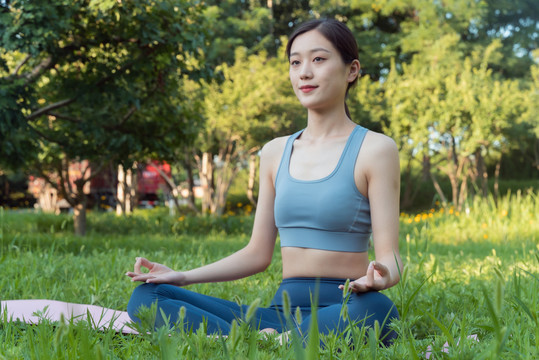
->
<box><xmin>289</xmin><ymin>48</ymin><xmax>332</xmax><ymax>57</ymax></box>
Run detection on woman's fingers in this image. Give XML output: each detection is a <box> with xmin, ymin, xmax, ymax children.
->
<box><xmin>133</xmin><ymin>257</ymin><xmax>154</xmax><ymax>274</ymax></box>
<box><xmin>340</xmin><ymin>261</ymin><xmax>390</xmax><ymax>293</ymax></box>
<box><xmin>344</xmin><ymin>277</ymin><xmax>368</xmax><ymax>293</ymax></box>
<box><xmin>372</xmin><ymin>261</ymin><xmax>388</xmax><ymax>276</ymax></box>
<box><xmin>133</xmin><ymin>257</ymin><xmax>142</xmax><ymax>274</ymax></box>
<box><xmin>365</xmin><ymin>261</ymin><xmax>375</xmax><ymax>288</ymax></box>
<box><xmin>127</xmin><ymin>272</ymin><xmax>154</xmax><ymax>282</ymax></box>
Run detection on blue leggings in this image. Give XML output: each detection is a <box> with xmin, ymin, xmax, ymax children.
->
<box><xmin>127</xmin><ymin>277</ymin><xmax>399</xmax><ymax>345</ymax></box>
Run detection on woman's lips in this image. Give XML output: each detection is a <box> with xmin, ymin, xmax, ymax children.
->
<box><xmin>299</xmin><ymin>85</ymin><xmax>317</xmax><ymax>93</ymax></box>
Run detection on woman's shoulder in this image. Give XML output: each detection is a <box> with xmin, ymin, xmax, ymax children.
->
<box><xmin>260</xmin><ymin>135</ymin><xmax>291</xmax><ymax>160</ymax></box>
<box><xmin>259</xmin><ymin>135</ymin><xmax>294</xmax><ymax>180</ymax></box>
<box><xmin>358</xmin><ymin>130</ymin><xmax>399</xmax><ymax>176</ymax></box>
<box><xmin>362</xmin><ymin>129</ymin><xmax>398</xmax><ymax>157</ymax></box>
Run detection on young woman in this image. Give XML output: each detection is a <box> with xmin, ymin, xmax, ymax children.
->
<box><xmin>126</xmin><ymin>19</ymin><xmax>402</xmax><ymax>345</ymax></box>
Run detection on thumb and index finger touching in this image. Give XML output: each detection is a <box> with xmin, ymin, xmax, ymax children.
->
<box><xmin>134</xmin><ymin>257</ymin><xmax>154</xmax><ymax>274</ymax></box>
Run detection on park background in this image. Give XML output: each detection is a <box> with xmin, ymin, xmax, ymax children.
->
<box><xmin>0</xmin><ymin>0</ymin><xmax>537</xmax><ymax>359</ymax></box>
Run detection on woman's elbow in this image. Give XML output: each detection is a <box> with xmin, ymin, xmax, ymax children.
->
<box><xmin>243</xmin><ymin>244</ymin><xmax>273</xmax><ymax>274</ymax></box>
<box><xmin>253</xmin><ymin>254</ymin><xmax>272</xmax><ymax>273</ymax></box>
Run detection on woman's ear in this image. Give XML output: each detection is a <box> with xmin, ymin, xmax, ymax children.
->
<box><xmin>347</xmin><ymin>60</ymin><xmax>361</xmax><ymax>83</ymax></box>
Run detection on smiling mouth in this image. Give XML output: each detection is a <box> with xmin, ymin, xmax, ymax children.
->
<box><xmin>299</xmin><ymin>85</ymin><xmax>317</xmax><ymax>93</ymax></box>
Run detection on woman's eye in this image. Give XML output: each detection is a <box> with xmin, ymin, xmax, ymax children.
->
<box><xmin>313</xmin><ymin>57</ymin><xmax>325</xmax><ymax>62</ymax></box>
<box><xmin>290</xmin><ymin>60</ymin><xmax>300</xmax><ymax>66</ymax></box>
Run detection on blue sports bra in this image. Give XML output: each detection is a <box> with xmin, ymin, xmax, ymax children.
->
<box><xmin>274</xmin><ymin>125</ymin><xmax>371</xmax><ymax>252</ymax></box>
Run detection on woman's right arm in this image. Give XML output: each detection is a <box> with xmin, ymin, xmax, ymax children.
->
<box><xmin>125</xmin><ymin>139</ymin><xmax>284</xmax><ymax>286</ymax></box>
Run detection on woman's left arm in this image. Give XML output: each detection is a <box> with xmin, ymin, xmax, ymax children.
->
<box><xmin>343</xmin><ymin>133</ymin><xmax>403</xmax><ymax>293</ymax></box>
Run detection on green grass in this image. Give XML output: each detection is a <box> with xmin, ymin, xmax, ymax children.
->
<box><xmin>0</xmin><ymin>191</ymin><xmax>538</xmax><ymax>359</ymax></box>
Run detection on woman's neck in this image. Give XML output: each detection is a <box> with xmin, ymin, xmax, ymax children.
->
<box><xmin>303</xmin><ymin>107</ymin><xmax>356</xmax><ymax>140</ymax></box>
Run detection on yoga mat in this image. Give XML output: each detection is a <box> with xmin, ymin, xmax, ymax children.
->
<box><xmin>0</xmin><ymin>299</ymin><xmax>138</xmax><ymax>334</ymax></box>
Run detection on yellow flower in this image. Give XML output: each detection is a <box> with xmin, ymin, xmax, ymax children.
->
<box><xmin>501</xmin><ymin>210</ymin><xmax>508</xmax><ymax>217</ymax></box>
<box><xmin>237</xmin><ymin>202</ymin><xmax>243</xmax><ymax>208</ymax></box>
<box><xmin>481</xmin><ymin>223</ymin><xmax>487</xmax><ymax>229</ymax></box>
<box><xmin>483</xmin><ymin>234</ymin><xmax>488</xmax><ymax>239</ymax></box>
<box><xmin>178</xmin><ymin>216</ymin><xmax>185</xmax><ymax>222</ymax></box>
<box><xmin>414</xmin><ymin>216</ymin><xmax>421</xmax><ymax>223</ymax></box>
<box><xmin>407</xmin><ymin>218</ymin><xmax>413</xmax><ymax>224</ymax></box>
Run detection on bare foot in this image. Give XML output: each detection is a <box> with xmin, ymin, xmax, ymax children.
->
<box><xmin>259</xmin><ymin>328</ymin><xmax>278</xmax><ymax>335</ymax></box>
<box><xmin>259</xmin><ymin>328</ymin><xmax>290</xmax><ymax>345</ymax></box>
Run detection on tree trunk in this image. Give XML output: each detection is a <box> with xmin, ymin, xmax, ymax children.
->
<box><xmin>475</xmin><ymin>149</ymin><xmax>488</xmax><ymax>198</ymax></box>
<box><xmin>429</xmin><ymin>171</ymin><xmax>448</xmax><ymax>206</ymax></box>
<box><xmin>212</xmin><ymin>147</ymin><xmax>240</xmax><ymax>215</ymax></box>
<box><xmin>458</xmin><ymin>170</ymin><xmax>468</xmax><ymax>210</ymax></box>
<box><xmin>213</xmin><ymin>165</ymin><xmax>239</xmax><ymax>215</ymax></box>
<box><xmin>129</xmin><ymin>165</ymin><xmax>138</xmax><ymax>211</ymax></box>
<box><xmin>494</xmin><ymin>157</ymin><xmax>501</xmax><ymax>205</ymax></box>
<box><xmin>184</xmin><ymin>153</ymin><xmax>197</xmax><ymax>211</ymax></box>
<box><xmin>197</xmin><ymin>145</ymin><xmax>244</xmax><ymax>216</ymax></box>
<box><xmin>116</xmin><ymin>163</ymin><xmax>137</xmax><ymax>216</ymax></box>
<box><xmin>199</xmin><ymin>152</ymin><xmax>214</xmax><ymax>214</ymax></box>
<box><xmin>116</xmin><ymin>164</ymin><xmax>126</xmax><ymax>215</ymax></box>
<box><xmin>152</xmin><ymin>162</ymin><xmax>183</xmax><ymax>214</ymax></box>
<box><xmin>73</xmin><ymin>200</ymin><xmax>87</xmax><ymax>236</ymax></box>
<box><xmin>247</xmin><ymin>153</ymin><xmax>258</xmax><ymax>208</ymax></box>
<box><xmin>448</xmin><ymin>169</ymin><xmax>459</xmax><ymax>206</ymax></box>
<box><xmin>445</xmin><ymin>136</ymin><xmax>462</xmax><ymax>206</ymax></box>
<box><xmin>39</xmin><ymin>184</ymin><xmax>58</xmax><ymax>213</ymax></box>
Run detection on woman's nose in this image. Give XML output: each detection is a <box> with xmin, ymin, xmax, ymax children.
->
<box><xmin>299</xmin><ymin>63</ymin><xmax>313</xmax><ymax>79</ymax></box>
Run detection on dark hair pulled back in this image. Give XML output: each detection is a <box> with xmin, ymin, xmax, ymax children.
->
<box><xmin>286</xmin><ymin>19</ymin><xmax>359</xmax><ymax>119</ymax></box>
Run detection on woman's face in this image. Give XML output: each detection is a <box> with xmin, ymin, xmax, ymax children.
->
<box><xmin>288</xmin><ymin>29</ymin><xmax>357</xmax><ymax>113</ymax></box>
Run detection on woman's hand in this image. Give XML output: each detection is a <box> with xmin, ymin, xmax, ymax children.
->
<box><xmin>125</xmin><ymin>257</ymin><xmax>186</xmax><ymax>286</ymax></box>
<box><xmin>338</xmin><ymin>261</ymin><xmax>392</xmax><ymax>293</ymax></box>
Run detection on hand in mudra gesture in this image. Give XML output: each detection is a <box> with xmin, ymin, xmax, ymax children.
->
<box><xmin>338</xmin><ymin>261</ymin><xmax>392</xmax><ymax>293</ymax></box>
<box><xmin>125</xmin><ymin>257</ymin><xmax>186</xmax><ymax>286</ymax></box>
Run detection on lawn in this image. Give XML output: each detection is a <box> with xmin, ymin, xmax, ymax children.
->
<box><xmin>0</xmin><ymin>191</ymin><xmax>537</xmax><ymax>359</ymax></box>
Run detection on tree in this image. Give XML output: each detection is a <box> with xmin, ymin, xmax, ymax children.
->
<box><xmin>0</xmin><ymin>0</ymin><xmax>206</xmax><ymax>235</ymax></box>
<box><xmin>381</xmin><ymin>35</ymin><xmax>530</xmax><ymax>209</ymax></box>
<box><xmin>195</xmin><ymin>47</ymin><xmax>303</xmax><ymax>215</ymax></box>
<box><xmin>202</xmin><ymin>0</ymin><xmax>275</xmax><ymax>68</ymax></box>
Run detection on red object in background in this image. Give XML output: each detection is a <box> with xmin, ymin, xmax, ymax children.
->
<box><xmin>138</xmin><ymin>161</ymin><xmax>171</xmax><ymax>196</ymax></box>
<box><xmin>28</xmin><ymin>161</ymin><xmax>172</xmax><ymax>210</ymax></box>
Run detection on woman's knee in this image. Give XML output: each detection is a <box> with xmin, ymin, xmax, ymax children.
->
<box><xmin>127</xmin><ymin>283</ymin><xmax>161</xmax><ymax>320</ymax></box>
<box><xmin>347</xmin><ymin>292</ymin><xmax>399</xmax><ymax>344</ymax></box>
<box><xmin>349</xmin><ymin>291</ymin><xmax>398</xmax><ymax>319</ymax></box>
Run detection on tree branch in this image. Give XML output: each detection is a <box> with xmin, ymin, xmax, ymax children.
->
<box><xmin>84</xmin><ymin>160</ymin><xmax>111</xmax><ymax>183</ymax></box>
<box><xmin>63</xmin><ymin>156</ymin><xmax>74</xmax><ymax>201</ymax></box>
<box><xmin>27</xmin><ymin>123</ymin><xmax>70</xmax><ymax>147</ymax></box>
<box><xmin>34</xmin><ymin>163</ymin><xmax>60</xmax><ymax>193</ymax></box>
<box><xmin>11</xmin><ymin>54</ymin><xmax>31</xmax><ymax>76</ymax></box>
<box><xmin>48</xmin><ymin>112</ymin><xmax>83</xmax><ymax>123</ymax></box>
<box><xmin>102</xmin><ymin>82</ymin><xmax>158</xmax><ymax>131</ymax></box>
<box><xmin>26</xmin><ymin>98</ymin><xmax>76</xmax><ymax>121</ymax></box>
<box><xmin>22</xmin><ymin>56</ymin><xmax>54</xmax><ymax>84</ymax></box>
<box><xmin>53</xmin><ymin>159</ymin><xmax>73</xmax><ymax>206</ymax></box>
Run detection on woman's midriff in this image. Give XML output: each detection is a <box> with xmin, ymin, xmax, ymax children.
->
<box><xmin>281</xmin><ymin>247</ymin><xmax>369</xmax><ymax>280</ymax></box>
